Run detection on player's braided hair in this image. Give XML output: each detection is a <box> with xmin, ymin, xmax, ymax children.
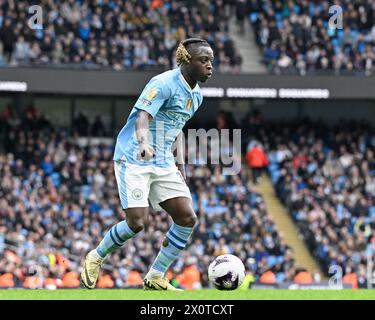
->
<box><xmin>176</xmin><ymin>38</ymin><xmax>210</xmax><ymax>66</ymax></box>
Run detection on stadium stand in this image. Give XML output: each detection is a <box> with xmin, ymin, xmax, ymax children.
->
<box><xmin>0</xmin><ymin>104</ymin><xmax>307</xmax><ymax>289</ymax></box>
<box><xmin>1</xmin><ymin>0</ymin><xmax>374</xmax><ymax>293</ymax></box>
<box><xmin>248</xmin><ymin>0</ymin><xmax>375</xmax><ymax>75</ymax></box>
<box><xmin>0</xmin><ymin>0</ymin><xmax>242</xmax><ymax>73</ymax></box>
<box><xmin>1</xmin><ymin>0</ymin><xmax>374</xmax><ymax>75</ymax></box>
<box><xmin>242</xmin><ymin>113</ymin><xmax>375</xmax><ymax>289</ymax></box>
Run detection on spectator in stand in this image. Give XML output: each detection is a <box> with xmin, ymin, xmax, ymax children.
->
<box><xmin>235</xmin><ymin>0</ymin><xmax>247</xmax><ymax>34</ymax></box>
<box><xmin>246</xmin><ymin>141</ymin><xmax>269</xmax><ymax>184</ymax></box>
<box><xmin>0</xmin><ymin>18</ymin><xmax>16</xmax><ymax>63</ymax></box>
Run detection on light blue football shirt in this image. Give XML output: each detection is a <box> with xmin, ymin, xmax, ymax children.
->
<box><xmin>114</xmin><ymin>67</ymin><xmax>203</xmax><ymax>168</ymax></box>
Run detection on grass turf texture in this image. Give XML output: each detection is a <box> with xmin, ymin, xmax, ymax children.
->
<box><xmin>0</xmin><ymin>289</ymin><xmax>374</xmax><ymax>300</ymax></box>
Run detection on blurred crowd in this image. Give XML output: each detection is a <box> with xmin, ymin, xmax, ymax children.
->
<box><xmin>0</xmin><ymin>104</ymin><xmax>309</xmax><ymax>289</ymax></box>
<box><xmin>3</xmin><ymin>0</ymin><xmax>373</xmax><ymax>75</ymax></box>
<box><xmin>2</xmin><ymin>104</ymin><xmax>374</xmax><ymax>289</ymax></box>
<box><xmin>248</xmin><ymin>0</ymin><xmax>375</xmax><ymax>75</ymax></box>
<box><xmin>243</xmin><ymin>112</ymin><xmax>375</xmax><ymax>289</ymax></box>
<box><xmin>0</xmin><ymin>0</ymin><xmax>242</xmax><ymax>73</ymax></box>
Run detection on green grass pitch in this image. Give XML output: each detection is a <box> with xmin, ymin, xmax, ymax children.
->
<box><xmin>0</xmin><ymin>289</ymin><xmax>374</xmax><ymax>300</ymax></box>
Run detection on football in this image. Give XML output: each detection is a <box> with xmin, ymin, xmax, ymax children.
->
<box><xmin>208</xmin><ymin>254</ymin><xmax>246</xmax><ymax>290</ymax></box>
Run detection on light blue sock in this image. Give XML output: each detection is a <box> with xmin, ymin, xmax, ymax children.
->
<box><xmin>96</xmin><ymin>220</ymin><xmax>137</xmax><ymax>258</ymax></box>
<box><xmin>150</xmin><ymin>223</ymin><xmax>194</xmax><ymax>274</ymax></box>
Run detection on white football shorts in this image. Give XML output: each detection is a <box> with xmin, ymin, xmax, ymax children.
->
<box><xmin>114</xmin><ymin>160</ymin><xmax>192</xmax><ymax>211</ymax></box>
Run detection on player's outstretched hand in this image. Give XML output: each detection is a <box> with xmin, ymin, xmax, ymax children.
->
<box><xmin>137</xmin><ymin>143</ymin><xmax>155</xmax><ymax>161</ymax></box>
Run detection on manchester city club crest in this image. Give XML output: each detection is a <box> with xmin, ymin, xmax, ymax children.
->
<box><xmin>132</xmin><ymin>188</ymin><xmax>143</xmax><ymax>200</ymax></box>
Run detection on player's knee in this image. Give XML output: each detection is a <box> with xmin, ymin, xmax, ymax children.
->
<box><xmin>127</xmin><ymin>218</ymin><xmax>145</xmax><ymax>233</ymax></box>
<box><xmin>180</xmin><ymin>211</ymin><xmax>198</xmax><ymax>228</ymax></box>
<box><xmin>189</xmin><ymin>213</ymin><xmax>198</xmax><ymax>228</ymax></box>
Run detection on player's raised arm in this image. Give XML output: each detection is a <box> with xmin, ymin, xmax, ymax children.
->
<box><xmin>135</xmin><ymin>110</ymin><xmax>155</xmax><ymax>161</ymax></box>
